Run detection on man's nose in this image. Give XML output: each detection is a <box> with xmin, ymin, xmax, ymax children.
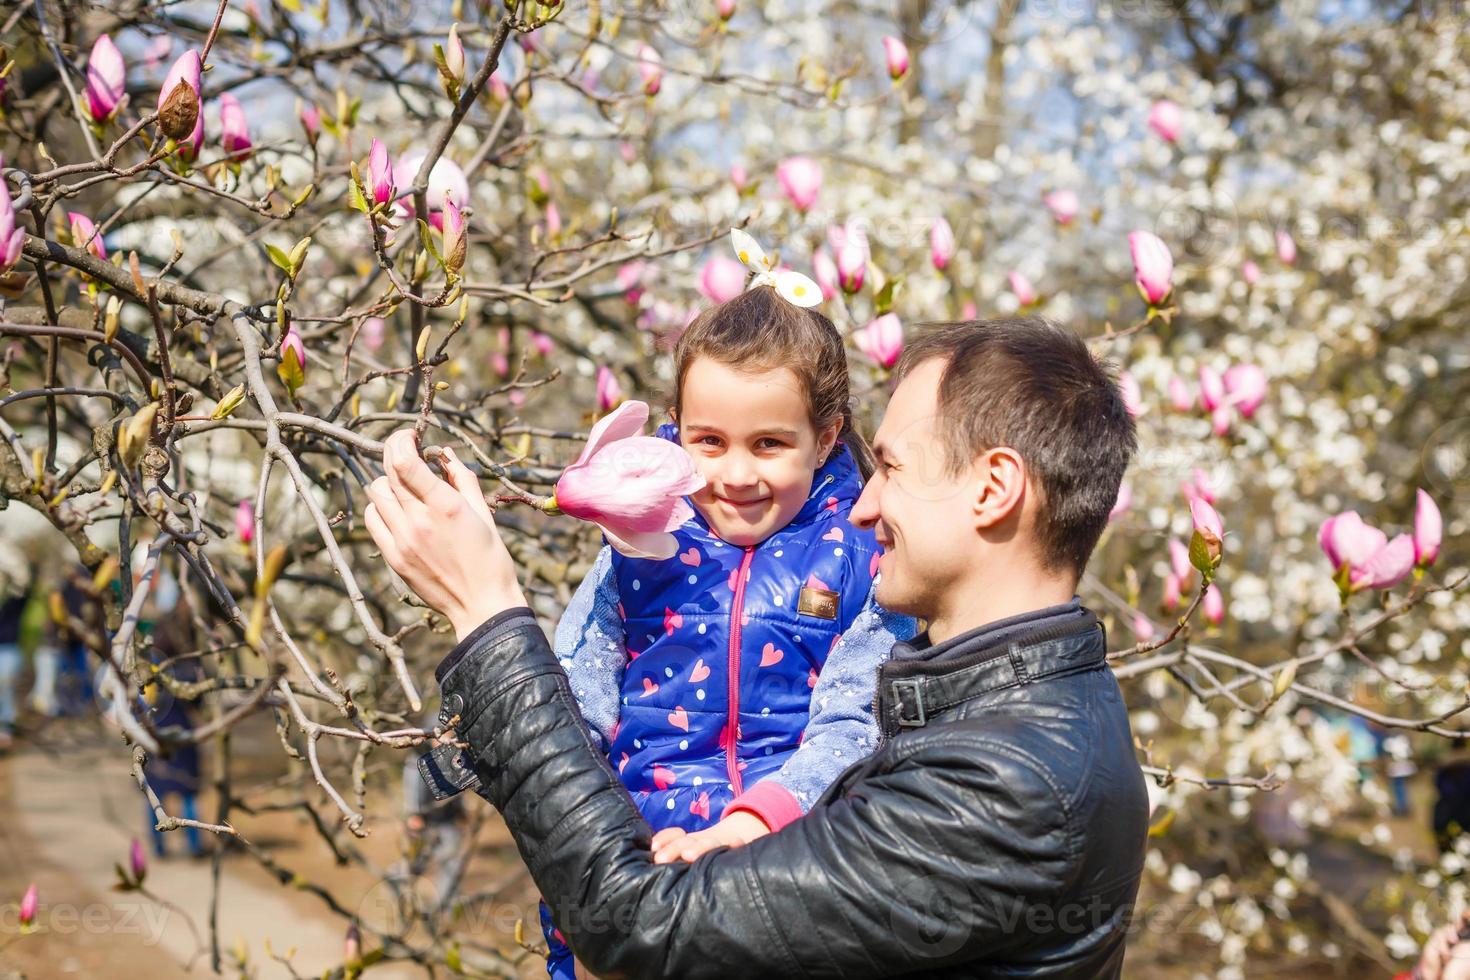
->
<box><xmin>850</xmin><ymin>479</ymin><xmax>879</xmax><ymax>530</ymax></box>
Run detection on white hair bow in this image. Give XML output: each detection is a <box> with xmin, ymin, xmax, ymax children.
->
<box><xmin>730</xmin><ymin>228</ymin><xmax>823</xmax><ymax>308</ymax></box>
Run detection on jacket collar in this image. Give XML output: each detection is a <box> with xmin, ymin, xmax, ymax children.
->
<box><xmin>653</xmin><ymin>421</ymin><xmax>863</xmax><ymax>533</ymax></box>
<box><xmin>876</xmin><ymin>610</ymin><xmax>1106</xmax><ymax>737</ymax></box>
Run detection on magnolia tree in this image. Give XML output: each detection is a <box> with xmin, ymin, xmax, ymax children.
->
<box><xmin>0</xmin><ymin>0</ymin><xmax>1468</xmax><ymax>974</ymax></box>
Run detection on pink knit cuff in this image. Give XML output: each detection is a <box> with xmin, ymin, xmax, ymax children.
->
<box><xmin>722</xmin><ymin>781</ymin><xmax>805</xmax><ymax>832</ymax></box>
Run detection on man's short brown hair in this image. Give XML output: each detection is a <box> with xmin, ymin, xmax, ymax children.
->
<box><xmin>894</xmin><ymin>317</ymin><xmax>1137</xmax><ymax>576</ymax></box>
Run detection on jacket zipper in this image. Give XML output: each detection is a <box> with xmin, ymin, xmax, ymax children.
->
<box><xmin>726</xmin><ymin>545</ymin><xmax>756</xmax><ymax>795</ymax></box>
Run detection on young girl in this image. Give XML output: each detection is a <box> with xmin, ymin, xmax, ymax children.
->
<box><xmin>540</xmin><ymin>282</ymin><xmax>916</xmax><ymax>978</ymax></box>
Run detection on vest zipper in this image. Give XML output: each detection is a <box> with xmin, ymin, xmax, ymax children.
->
<box><xmin>726</xmin><ymin>545</ymin><xmax>756</xmax><ymax>795</ymax></box>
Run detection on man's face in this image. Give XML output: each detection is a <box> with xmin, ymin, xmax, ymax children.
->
<box><xmin>850</xmin><ymin>358</ymin><xmax>979</xmax><ymax>620</ymax></box>
<box><xmin>678</xmin><ymin>357</ymin><xmax>836</xmax><ymax>548</ymax></box>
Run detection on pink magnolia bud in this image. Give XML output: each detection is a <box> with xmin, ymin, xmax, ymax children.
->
<box><xmin>235</xmin><ymin>500</ymin><xmax>255</xmax><ymax>544</ymax></box>
<box><xmin>298</xmin><ymin>101</ymin><xmax>321</xmax><ymax>143</ymax></box>
<box><xmin>85</xmin><ymin>34</ymin><xmax>126</xmax><ymax>122</ymax></box>
<box><xmin>490</xmin><ymin>75</ymin><xmax>510</xmax><ymax>102</ymax></box>
<box><xmin>1167</xmin><ymin>375</ymin><xmax>1193</xmax><ymax>412</ymax></box>
<box><xmin>881</xmin><ymin>36</ymin><xmax>910</xmax><ymax>81</ymax></box>
<box><xmin>1210</xmin><ymin>401</ymin><xmax>1233</xmax><ymax>436</ymax></box>
<box><xmin>1319</xmin><ymin>511</ymin><xmax>1413</xmax><ymax>592</ymax></box>
<box><xmin>1108</xmin><ymin>482</ymin><xmax>1132</xmax><ymax>522</ymax></box>
<box><xmin>532</xmin><ymin>332</ymin><xmax>554</xmax><ymax>356</ymax></box>
<box><xmin>1132</xmin><ymin>613</ymin><xmax>1155</xmax><ymax>643</ymax></box>
<box><xmin>1128</xmin><ymin>230</ymin><xmax>1173</xmax><ymax>305</ymax></box>
<box><xmin>552</xmin><ymin>401</ymin><xmax>706</xmax><ymax>560</ymax></box>
<box><xmin>1275</xmin><ymin>230</ymin><xmax>1297</xmax><ymax>266</ymax></box>
<box><xmin>0</xmin><ymin>166</ymin><xmax>24</xmax><ymax>273</ymax></box>
<box><xmin>1190</xmin><ymin>497</ymin><xmax>1224</xmax><ymax>565</ymax></box>
<box><xmin>544</xmin><ymin>201</ymin><xmax>562</xmax><ymax>238</ymax></box>
<box><xmin>596</xmin><ymin>365</ymin><xmax>623</xmax><ymax>412</ymax></box>
<box><xmin>19</xmin><ymin>883</ymin><xmax>38</xmax><ymax>927</ymax></box>
<box><xmin>1162</xmin><ymin>572</ymin><xmax>1182</xmax><ymax>611</ymax></box>
<box><xmin>1008</xmin><ymin>271</ymin><xmax>1037</xmax><ymax>306</ymax></box>
<box><xmin>279</xmin><ymin>328</ymin><xmax>307</xmax><ymax>394</ymax></box>
<box><xmin>129</xmin><ymin>838</ymin><xmax>147</xmax><ymax>881</ymax></box>
<box><xmin>637</xmin><ymin>44</ymin><xmax>663</xmax><ymax>97</ymax></box>
<box><xmin>729</xmin><ymin>163</ymin><xmax>748</xmax><ymax>192</ymax></box>
<box><xmin>367</xmin><ymin>139</ymin><xmax>395</xmax><ymax>205</ymax></box>
<box><xmin>361</xmin><ymin>317</ymin><xmax>386</xmax><ymax>353</ymax></box>
<box><xmin>699</xmin><ymin>255</ymin><xmax>747</xmax><ymax>304</ymax></box>
<box><xmin>1198</xmin><ymin>365</ymin><xmax>1225</xmax><ymax>412</ymax></box>
<box><xmin>392</xmin><ymin>151</ymin><xmax>471</xmax><ymax>220</ymax></box>
<box><xmin>718</xmin><ymin>0</ymin><xmax>736</xmax><ymax>19</ymax></box>
<box><xmin>1241</xmin><ymin>260</ymin><xmax>1260</xmax><ymax>286</ymax></box>
<box><xmin>1147</xmin><ymin>99</ymin><xmax>1183</xmax><ymax>143</ymax></box>
<box><xmin>440</xmin><ymin>194</ymin><xmax>467</xmax><ymax>273</ymax></box>
<box><xmin>219</xmin><ymin>94</ymin><xmax>253</xmax><ymax>161</ymax></box>
<box><xmin>835</xmin><ymin>241</ymin><xmax>866</xmax><ymax>294</ymax></box>
<box><xmin>929</xmin><ymin>217</ymin><xmax>955</xmax><ymax>271</ymax></box>
<box><xmin>856</xmin><ymin>313</ymin><xmax>904</xmax><ymax>369</ymax></box>
<box><xmin>1118</xmin><ymin>370</ymin><xmax>1143</xmax><ymax>417</ymax></box>
<box><xmin>68</xmin><ymin>212</ymin><xmax>106</xmax><ymax>261</ymax></box>
<box><xmin>812</xmin><ymin>248</ymin><xmax>839</xmax><ymax>301</ymax></box>
<box><xmin>1202</xmin><ymin>584</ymin><xmax>1224</xmax><ymax>625</ymax></box>
<box><xmin>776</xmin><ymin>156</ymin><xmax>822</xmax><ymax>213</ymax></box>
<box><xmin>1414</xmin><ymin>488</ymin><xmax>1442</xmax><ymax>568</ymax></box>
<box><xmin>1043</xmin><ymin>190</ymin><xmax>1079</xmax><ymax>225</ymax></box>
<box><xmin>492</xmin><ymin>352</ymin><xmax>509</xmax><ymax>377</ymax></box>
<box><xmin>1223</xmin><ymin>363</ymin><xmax>1267</xmax><ymax>418</ymax></box>
<box><xmin>444</xmin><ymin>24</ymin><xmax>466</xmax><ymax>85</ymax></box>
<box><xmin>616</xmin><ymin>261</ymin><xmax>647</xmax><ymax>304</ymax></box>
<box><xmin>1168</xmin><ymin>538</ymin><xmax>1192</xmax><ymax>582</ymax></box>
<box><xmin>157</xmin><ymin>50</ymin><xmax>203</xmax><ymax>155</ymax></box>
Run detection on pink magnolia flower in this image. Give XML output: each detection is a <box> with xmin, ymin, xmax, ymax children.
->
<box><xmin>440</xmin><ymin>194</ymin><xmax>467</xmax><ymax>273</ymax></box>
<box><xmin>1210</xmin><ymin>401</ymin><xmax>1233</xmax><ymax>437</ymax></box>
<box><xmin>85</xmin><ymin>34</ymin><xmax>126</xmax><ymax>122</ymax></box>
<box><xmin>219</xmin><ymin>94</ymin><xmax>252</xmax><ymax>161</ymax></box>
<box><xmin>881</xmin><ymin>37</ymin><xmax>910</xmax><ymax>81</ymax></box>
<box><xmin>1275</xmin><ymin>229</ymin><xmax>1297</xmax><ymax>266</ymax></box>
<box><xmin>68</xmin><ymin>212</ymin><xmax>106</xmax><ymax>261</ymax></box>
<box><xmin>1128</xmin><ymin>230</ymin><xmax>1173</xmax><ymax>305</ymax></box>
<box><xmin>1415</xmin><ymin>488</ymin><xmax>1442</xmax><ymax>567</ymax></box>
<box><xmin>1241</xmin><ymin>260</ymin><xmax>1260</xmax><ymax>286</ymax></box>
<box><xmin>1132</xmin><ymin>613</ymin><xmax>1155</xmax><ymax>643</ymax></box>
<box><xmin>489</xmin><ymin>75</ymin><xmax>510</xmax><ymax>102</ymax></box>
<box><xmin>157</xmin><ymin>50</ymin><xmax>203</xmax><ymax>157</ymax></box>
<box><xmin>1169</xmin><ymin>538</ymin><xmax>1192</xmax><ymax>582</ymax></box>
<box><xmin>729</xmin><ymin>163</ymin><xmax>748</xmax><ymax>192</ymax></box>
<box><xmin>1008</xmin><ymin>271</ymin><xmax>1037</xmax><ymax>306</ymax></box>
<box><xmin>1118</xmin><ymin>370</ymin><xmax>1144</xmax><ymax>417</ymax></box>
<box><xmin>19</xmin><ymin>883</ymin><xmax>38</xmax><ymax>927</ymax></box>
<box><xmin>552</xmin><ymin>400</ymin><xmax>706</xmax><ymax>560</ymax></box>
<box><xmin>1162</xmin><ymin>572</ymin><xmax>1182</xmax><ymax>611</ymax></box>
<box><xmin>392</xmin><ymin>150</ymin><xmax>471</xmax><ymax>227</ymax></box>
<box><xmin>1198</xmin><ymin>365</ymin><xmax>1225</xmax><ymax>412</ymax></box>
<box><xmin>1318</xmin><ymin>511</ymin><xmax>1415</xmax><ymax>592</ymax></box>
<box><xmin>360</xmin><ymin>316</ymin><xmax>386</xmax><ymax>353</ymax></box>
<box><xmin>776</xmin><ymin>156</ymin><xmax>822</xmax><ymax>213</ymax></box>
<box><xmin>443</xmin><ymin>24</ymin><xmax>466</xmax><ymax>85</ymax></box>
<box><xmin>637</xmin><ymin>44</ymin><xmax>663</xmax><ymax>96</ymax></box>
<box><xmin>699</xmin><ymin>255</ymin><xmax>747</xmax><ymax>303</ymax></box>
<box><xmin>235</xmin><ymin>500</ymin><xmax>254</xmax><ymax>544</ymax></box>
<box><xmin>1108</xmin><ymin>482</ymin><xmax>1132</xmax><ymax>522</ymax></box>
<box><xmin>812</xmin><ymin>248</ymin><xmax>839</xmax><ymax>301</ymax></box>
<box><xmin>1147</xmin><ymin>99</ymin><xmax>1183</xmax><ymax>143</ymax></box>
<box><xmin>1223</xmin><ymin>364</ymin><xmax>1267</xmax><ymax>418</ymax></box>
<box><xmin>616</xmin><ymin>261</ymin><xmax>648</xmax><ymax>304</ymax></box>
<box><xmin>367</xmin><ymin>139</ymin><xmax>394</xmax><ymax>205</ymax></box>
<box><xmin>856</xmin><ymin>313</ymin><xmax>904</xmax><ymax>369</ymax></box>
<box><xmin>1191</xmin><ymin>497</ymin><xmax>1225</xmax><ymax>565</ymax></box>
<box><xmin>129</xmin><ymin>838</ymin><xmax>147</xmax><ymax>881</ymax></box>
<box><xmin>0</xmin><ymin>164</ymin><xmax>25</xmax><ymax>273</ymax></box>
<box><xmin>544</xmin><ymin>201</ymin><xmax>562</xmax><ymax>239</ymax></box>
<box><xmin>531</xmin><ymin>332</ymin><xmax>554</xmax><ymax>356</ymax></box>
<box><xmin>829</xmin><ymin>223</ymin><xmax>869</xmax><ymax>294</ymax></box>
<box><xmin>929</xmin><ymin>216</ymin><xmax>955</xmax><ymax>270</ymax></box>
<box><xmin>1167</xmin><ymin>375</ymin><xmax>1193</xmax><ymax>412</ymax></box>
<box><xmin>298</xmin><ymin>101</ymin><xmax>321</xmax><ymax>143</ymax></box>
<box><xmin>718</xmin><ymin>0</ymin><xmax>736</xmax><ymax>20</ymax></box>
<box><xmin>1043</xmin><ymin>189</ymin><xmax>1079</xmax><ymax>225</ymax></box>
<box><xmin>279</xmin><ymin>328</ymin><xmax>307</xmax><ymax>395</ymax></box>
<box><xmin>596</xmin><ymin>365</ymin><xmax>623</xmax><ymax>412</ymax></box>
<box><xmin>492</xmin><ymin>351</ymin><xmax>509</xmax><ymax>377</ymax></box>
<box><xmin>1202</xmin><ymin>584</ymin><xmax>1224</xmax><ymax>625</ymax></box>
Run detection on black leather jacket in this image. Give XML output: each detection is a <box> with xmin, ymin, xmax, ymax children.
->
<box><xmin>427</xmin><ymin>605</ymin><xmax>1147</xmax><ymax>978</ymax></box>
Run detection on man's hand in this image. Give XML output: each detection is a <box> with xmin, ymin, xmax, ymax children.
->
<box><xmin>1415</xmin><ymin>912</ymin><xmax>1470</xmax><ymax>980</ymax></box>
<box><xmin>364</xmin><ymin>430</ymin><xmax>527</xmax><ymax>641</ymax></box>
<box><xmin>650</xmin><ymin>811</ymin><xmax>772</xmax><ymax>864</ymax></box>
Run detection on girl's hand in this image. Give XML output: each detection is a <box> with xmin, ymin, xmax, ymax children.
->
<box><xmin>650</xmin><ymin>812</ymin><xmax>772</xmax><ymax>864</ymax></box>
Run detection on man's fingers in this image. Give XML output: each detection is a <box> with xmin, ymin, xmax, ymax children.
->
<box><xmin>365</xmin><ymin>477</ymin><xmax>410</xmax><ymax>539</ymax></box>
<box><xmin>363</xmin><ymin>502</ymin><xmax>401</xmax><ymax>565</ymax></box>
<box><xmin>384</xmin><ymin>429</ymin><xmax>458</xmax><ymax>508</ymax></box>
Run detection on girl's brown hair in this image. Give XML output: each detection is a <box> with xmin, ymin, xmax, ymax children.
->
<box><xmin>668</xmin><ymin>285</ymin><xmax>874</xmax><ymax>480</ymax></box>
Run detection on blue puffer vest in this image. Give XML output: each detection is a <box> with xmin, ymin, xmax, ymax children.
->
<box><xmin>606</xmin><ymin>423</ymin><xmax>881</xmax><ymax>832</ymax></box>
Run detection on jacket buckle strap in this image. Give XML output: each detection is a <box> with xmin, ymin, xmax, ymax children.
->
<box><xmin>891</xmin><ymin>678</ymin><xmax>927</xmax><ymax>728</ymax></box>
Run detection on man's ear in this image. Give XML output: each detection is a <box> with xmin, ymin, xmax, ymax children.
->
<box><xmin>972</xmin><ymin>447</ymin><xmax>1027</xmax><ymax>529</ymax></box>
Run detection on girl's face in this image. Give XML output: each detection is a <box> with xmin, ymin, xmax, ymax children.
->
<box><xmin>676</xmin><ymin>357</ymin><xmax>840</xmax><ymax>547</ymax></box>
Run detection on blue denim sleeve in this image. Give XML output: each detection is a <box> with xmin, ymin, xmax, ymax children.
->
<box><xmin>765</xmin><ymin>580</ymin><xmax>918</xmax><ymax>811</ymax></box>
<box><xmin>551</xmin><ymin>545</ymin><xmax>626</xmax><ymax>753</ymax></box>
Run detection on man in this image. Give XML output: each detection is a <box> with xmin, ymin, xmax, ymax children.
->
<box><xmin>365</xmin><ymin>317</ymin><xmax>1148</xmax><ymax>978</ymax></box>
